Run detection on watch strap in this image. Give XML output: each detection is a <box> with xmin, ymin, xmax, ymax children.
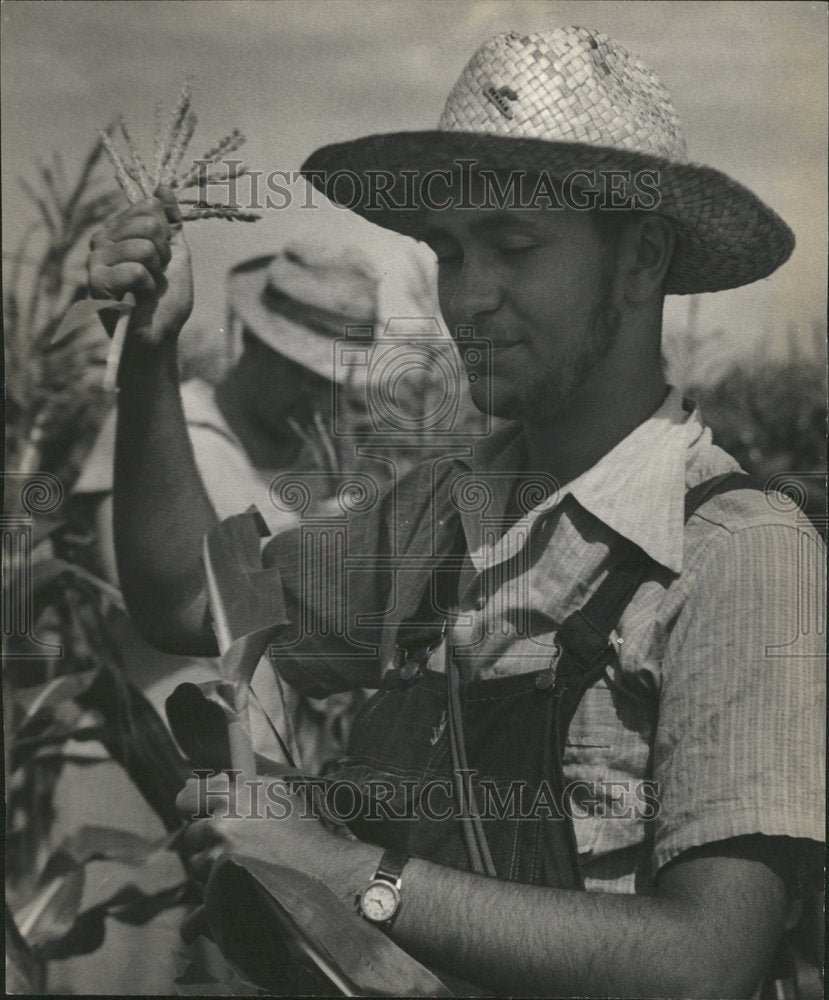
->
<box><xmin>374</xmin><ymin>848</ymin><xmax>409</xmax><ymax>886</ymax></box>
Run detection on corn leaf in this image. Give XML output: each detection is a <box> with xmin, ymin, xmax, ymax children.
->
<box><xmin>37</xmin><ymin>883</ymin><xmax>191</xmax><ymax>961</ymax></box>
<box><xmin>165</xmin><ymin>680</ymin><xmax>296</xmax><ymax>771</ymax></box>
<box><xmin>76</xmin><ymin>667</ymin><xmax>191</xmax><ymax>832</ymax></box>
<box><xmin>5</xmin><ymin>906</ymin><xmax>46</xmax><ymax>994</ymax></box>
<box><xmin>174</xmin><ymin>945</ymin><xmax>262</xmax><ymax>996</ymax></box>
<box><xmin>202</xmin><ymin>856</ymin><xmax>453</xmax><ymax>996</ymax></box>
<box><xmin>14</xmin><ymin>667</ymin><xmax>99</xmax><ymax>733</ymax></box>
<box><xmin>13</xmin><ymin>829</ymin><xmax>184</xmax><ymax>959</ymax></box>
<box><xmin>31</xmin><ymin>557</ymin><xmax>124</xmax><ymax>608</ymax></box>
<box><xmin>165</xmin><ymin>680</ymin><xmax>235</xmax><ymax>771</ymax></box>
<box><xmin>40</xmin><ymin>825</ymin><xmax>164</xmax><ymax>883</ymax></box>
<box><xmin>15</xmin><ymin>869</ymin><xmax>85</xmax><ymax>951</ymax></box>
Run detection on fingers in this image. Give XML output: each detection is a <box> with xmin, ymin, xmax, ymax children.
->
<box><xmin>189</xmin><ymin>845</ymin><xmax>227</xmax><ymax>882</ymax></box>
<box><xmin>94</xmin><ymin>197</ymin><xmax>172</xmax><ymax>249</ymax></box>
<box><xmin>176</xmin><ymin>816</ymin><xmax>229</xmax><ymax>884</ymax></box>
<box><xmin>177</xmin><ymin>817</ymin><xmax>227</xmax><ymax>883</ymax></box>
<box><xmin>156</xmin><ymin>185</ymin><xmax>183</xmax><ymax>226</ymax></box>
<box><xmin>95</xmin><ymin>238</ymin><xmax>167</xmax><ymax>279</ymax></box>
<box><xmin>176</xmin><ymin>775</ymin><xmax>207</xmax><ymax>818</ymax></box>
<box><xmin>88</xmin><ymin>196</ymin><xmax>173</xmax><ymax>302</ymax></box>
<box><xmin>181</xmin><ymin>905</ymin><xmax>213</xmax><ymax>944</ymax></box>
<box><xmin>176</xmin><ymin>772</ymin><xmax>257</xmax><ymax>819</ymax></box>
<box><xmin>175</xmin><ymin>773</ymin><xmax>236</xmax><ymax>818</ymax></box>
<box><xmin>178</xmin><ymin>816</ymin><xmax>223</xmax><ymax>853</ymax></box>
<box><xmin>88</xmin><ymin>260</ymin><xmax>157</xmax><ymax>300</ymax></box>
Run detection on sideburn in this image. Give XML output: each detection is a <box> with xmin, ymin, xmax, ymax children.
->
<box><xmin>563</xmin><ymin>249</ymin><xmax>623</xmax><ymax>398</ymax></box>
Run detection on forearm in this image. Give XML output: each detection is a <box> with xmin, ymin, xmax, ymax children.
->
<box><xmin>318</xmin><ymin>844</ymin><xmax>780</xmax><ymax>998</ymax></box>
<box><xmin>383</xmin><ymin>858</ymin><xmax>681</xmax><ymax>997</ymax></box>
<box><xmin>114</xmin><ymin>332</ymin><xmax>219</xmax><ymax>654</ymax></box>
<box><xmin>182</xmin><ymin>777</ymin><xmax>784</xmax><ymax>997</ymax></box>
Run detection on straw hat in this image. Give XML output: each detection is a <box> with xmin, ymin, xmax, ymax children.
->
<box><xmin>227</xmin><ymin>241</ymin><xmax>379</xmax><ymax>382</ymax></box>
<box><xmin>301</xmin><ymin>26</ymin><xmax>794</xmax><ymax>294</ymax></box>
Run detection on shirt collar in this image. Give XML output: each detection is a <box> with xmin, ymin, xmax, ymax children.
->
<box><xmin>566</xmin><ymin>389</ymin><xmax>698</xmax><ymax>573</ymax></box>
<box><xmin>460</xmin><ymin>388</ymin><xmax>699</xmax><ymax>574</ymax></box>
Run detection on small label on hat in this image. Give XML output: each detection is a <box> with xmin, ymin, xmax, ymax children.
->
<box><xmin>483</xmin><ymin>81</ymin><xmax>519</xmax><ymax>119</ymax></box>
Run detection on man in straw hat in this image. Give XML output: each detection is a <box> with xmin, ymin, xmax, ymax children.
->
<box><xmin>88</xmin><ymin>26</ymin><xmax>823</xmax><ymax>997</ymax></box>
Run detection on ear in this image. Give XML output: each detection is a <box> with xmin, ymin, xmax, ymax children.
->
<box><xmin>623</xmin><ymin>215</ymin><xmax>676</xmax><ymax>302</ymax></box>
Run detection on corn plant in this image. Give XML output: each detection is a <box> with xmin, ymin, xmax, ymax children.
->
<box><xmin>3</xmin><ymin>85</ymin><xmax>261</xmax><ymax>993</ymax></box>
<box><xmin>99</xmin><ymin>80</ymin><xmax>257</xmax><ymax>222</ymax></box>
<box><xmin>53</xmin><ymin>81</ymin><xmax>259</xmax><ymax>391</ymax></box>
<box><xmin>4</xmin><ymin>141</ymin><xmax>122</xmax><ymax>482</ymax></box>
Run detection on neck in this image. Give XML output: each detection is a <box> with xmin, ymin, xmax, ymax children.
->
<box><xmin>520</xmin><ymin>350</ymin><xmax>668</xmax><ymax>489</ymax></box>
<box><xmin>214</xmin><ymin>367</ymin><xmax>300</xmax><ymax>469</ymax></box>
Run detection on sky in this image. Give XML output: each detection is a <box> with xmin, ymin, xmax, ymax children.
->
<box><xmin>2</xmin><ymin>0</ymin><xmax>826</xmax><ymax>382</ymax></box>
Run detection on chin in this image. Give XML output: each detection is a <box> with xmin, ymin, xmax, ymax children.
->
<box><xmin>468</xmin><ymin>375</ymin><xmax>564</xmax><ymax>422</ymax></box>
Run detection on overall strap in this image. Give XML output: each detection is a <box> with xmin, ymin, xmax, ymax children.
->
<box><xmin>543</xmin><ymin>471</ymin><xmax>763</xmax><ymax>890</ymax></box>
<box><xmin>394</xmin><ymin>524</ymin><xmax>499</xmax><ymax>878</ymax></box>
<box><xmin>393</xmin><ymin>472</ymin><xmax>762</xmax><ymax>882</ymax></box>
<box><xmin>555</xmin><ymin>470</ymin><xmax>763</xmax><ymax>745</ymax></box>
<box><xmin>683</xmin><ymin>471</ymin><xmax>761</xmax><ymax>521</ymax></box>
<box><xmin>394</xmin><ymin>520</ymin><xmax>466</xmax><ymax>674</ymax></box>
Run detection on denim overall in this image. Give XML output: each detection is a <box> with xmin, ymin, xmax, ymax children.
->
<box><xmin>329</xmin><ymin>473</ymin><xmax>757</xmax><ymax>993</ymax></box>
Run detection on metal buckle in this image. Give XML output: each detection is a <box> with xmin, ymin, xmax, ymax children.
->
<box><xmin>395</xmin><ymin>618</ymin><xmax>449</xmax><ymax>682</ymax></box>
<box><xmin>399</xmin><ymin>658</ymin><xmax>421</xmax><ymax>682</ymax></box>
<box><xmin>395</xmin><ymin>646</ymin><xmax>423</xmax><ymax>682</ymax></box>
<box><xmin>535</xmin><ymin>640</ymin><xmax>562</xmax><ymax>690</ymax></box>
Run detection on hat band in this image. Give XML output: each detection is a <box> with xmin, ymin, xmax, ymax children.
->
<box><xmin>260</xmin><ymin>285</ymin><xmax>374</xmax><ymax>340</ymax></box>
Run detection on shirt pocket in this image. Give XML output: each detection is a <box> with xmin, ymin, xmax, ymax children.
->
<box><xmin>562</xmin><ymin>677</ymin><xmax>654</xmax><ymax>860</ymax></box>
<box><xmin>563</xmin><ymin>683</ymin><xmax>614</xmax><ymax>856</ymax></box>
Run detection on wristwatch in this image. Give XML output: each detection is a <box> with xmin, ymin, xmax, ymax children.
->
<box><xmin>357</xmin><ymin>849</ymin><xmax>408</xmax><ymax>925</ymax></box>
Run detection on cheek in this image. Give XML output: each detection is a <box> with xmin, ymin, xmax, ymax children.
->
<box><xmin>258</xmin><ymin>370</ymin><xmax>307</xmax><ymax>415</ymax></box>
<box><xmin>513</xmin><ymin>263</ymin><xmax>602</xmax><ymax>347</ymax></box>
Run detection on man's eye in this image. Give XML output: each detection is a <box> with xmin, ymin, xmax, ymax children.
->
<box><xmin>499</xmin><ymin>242</ymin><xmax>538</xmax><ymax>255</ymax></box>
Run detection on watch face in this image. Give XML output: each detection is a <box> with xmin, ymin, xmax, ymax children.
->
<box><xmin>361</xmin><ymin>880</ymin><xmax>399</xmax><ymax>922</ymax></box>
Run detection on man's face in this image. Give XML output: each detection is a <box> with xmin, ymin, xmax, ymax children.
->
<box><xmin>242</xmin><ymin>335</ymin><xmax>328</xmax><ymax>427</ymax></box>
<box><xmin>422</xmin><ymin>200</ymin><xmax>622</xmax><ymax>422</ymax></box>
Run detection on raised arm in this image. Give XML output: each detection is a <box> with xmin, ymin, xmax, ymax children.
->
<box><xmin>88</xmin><ymin>192</ymin><xmax>218</xmax><ymax>654</ymax></box>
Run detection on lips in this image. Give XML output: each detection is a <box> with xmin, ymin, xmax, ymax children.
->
<box><xmin>475</xmin><ymin>325</ymin><xmax>522</xmax><ymax>346</ymax></box>
<box><xmin>481</xmin><ymin>339</ymin><xmax>522</xmax><ymax>354</ymax></box>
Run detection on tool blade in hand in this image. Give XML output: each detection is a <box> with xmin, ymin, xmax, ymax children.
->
<box><xmin>203</xmin><ymin>508</ymin><xmax>288</xmax><ymax>685</ymax></box>
<box><xmin>52</xmin><ymin>298</ymin><xmax>130</xmax><ymax>345</ymax></box>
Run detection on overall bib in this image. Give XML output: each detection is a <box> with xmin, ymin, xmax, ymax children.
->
<box><xmin>329</xmin><ymin>473</ymin><xmax>758</xmax><ymax>993</ymax></box>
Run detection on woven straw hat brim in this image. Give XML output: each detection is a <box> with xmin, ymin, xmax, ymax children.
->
<box><xmin>301</xmin><ymin>131</ymin><xmax>794</xmax><ymax>295</ymax></box>
<box><xmin>228</xmin><ymin>258</ymin><xmax>368</xmax><ymax>385</ymax></box>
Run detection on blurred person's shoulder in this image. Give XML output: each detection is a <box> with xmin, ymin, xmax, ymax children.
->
<box><xmin>180</xmin><ymin>377</ymin><xmax>237</xmax><ymax>443</ymax></box>
<box><xmin>73</xmin><ymin>377</ymin><xmax>242</xmax><ymax>498</ymax></box>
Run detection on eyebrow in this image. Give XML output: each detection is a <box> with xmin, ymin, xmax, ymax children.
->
<box><xmin>420</xmin><ymin>211</ymin><xmax>549</xmax><ymax>241</ymax></box>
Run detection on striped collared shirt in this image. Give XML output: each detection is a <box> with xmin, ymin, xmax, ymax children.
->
<box><xmin>266</xmin><ymin>389</ymin><xmax>825</xmax><ymax>895</ymax></box>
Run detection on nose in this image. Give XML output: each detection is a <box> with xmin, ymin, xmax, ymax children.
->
<box><xmin>440</xmin><ymin>249</ymin><xmax>504</xmax><ymax>328</ymax></box>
